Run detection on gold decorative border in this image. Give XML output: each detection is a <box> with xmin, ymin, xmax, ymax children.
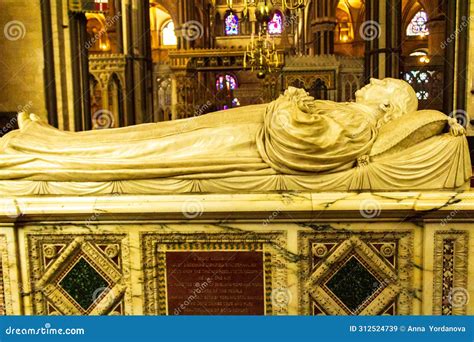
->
<box><xmin>433</xmin><ymin>231</ymin><xmax>469</xmax><ymax>315</ymax></box>
<box><xmin>27</xmin><ymin>233</ymin><xmax>130</xmax><ymax>315</ymax></box>
<box><xmin>306</xmin><ymin>237</ymin><xmax>399</xmax><ymax>315</ymax></box>
<box><xmin>141</xmin><ymin>232</ymin><xmax>287</xmax><ymax>315</ymax></box>
<box><xmin>284</xmin><ymin>71</ymin><xmax>336</xmax><ymax>89</ymax></box>
<box><xmin>298</xmin><ymin>230</ymin><xmax>414</xmax><ymax>315</ymax></box>
<box><xmin>0</xmin><ymin>235</ymin><xmax>11</xmax><ymax>315</ymax></box>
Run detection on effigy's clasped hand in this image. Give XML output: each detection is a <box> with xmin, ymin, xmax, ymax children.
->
<box><xmin>448</xmin><ymin>117</ymin><xmax>466</xmax><ymax>136</ymax></box>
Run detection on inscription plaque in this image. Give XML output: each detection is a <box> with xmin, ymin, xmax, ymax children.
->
<box><xmin>166</xmin><ymin>251</ymin><xmax>265</xmax><ymax>315</ymax></box>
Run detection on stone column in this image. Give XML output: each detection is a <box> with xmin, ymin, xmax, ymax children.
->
<box><xmin>310</xmin><ymin>0</ymin><xmax>336</xmax><ymax>55</ymax></box>
<box><xmin>426</xmin><ymin>18</ymin><xmax>445</xmax><ymax>57</ymax></box>
<box><xmin>363</xmin><ymin>0</ymin><xmax>402</xmax><ymax>81</ymax></box>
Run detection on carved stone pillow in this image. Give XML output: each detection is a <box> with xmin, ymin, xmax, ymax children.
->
<box><xmin>370</xmin><ymin>110</ymin><xmax>448</xmax><ymax>158</ymax></box>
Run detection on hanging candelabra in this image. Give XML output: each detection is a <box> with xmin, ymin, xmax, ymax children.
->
<box><xmin>225</xmin><ymin>0</ymin><xmax>307</xmax><ymax>12</ymax></box>
<box><xmin>279</xmin><ymin>0</ymin><xmax>307</xmax><ymax>11</ymax></box>
<box><xmin>243</xmin><ymin>26</ymin><xmax>282</xmax><ymax>79</ymax></box>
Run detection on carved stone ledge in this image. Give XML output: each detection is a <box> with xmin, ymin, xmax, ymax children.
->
<box><xmin>1</xmin><ymin>192</ymin><xmax>474</xmax><ymax>223</ymax></box>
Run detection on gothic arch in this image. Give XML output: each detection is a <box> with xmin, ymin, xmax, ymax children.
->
<box><xmin>152</xmin><ymin>0</ymin><xmax>179</xmax><ymax>26</ymax></box>
<box><xmin>108</xmin><ymin>73</ymin><xmax>124</xmax><ymax>127</ymax></box>
<box><xmin>403</xmin><ymin>1</ymin><xmax>426</xmax><ymax>34</ymax></box>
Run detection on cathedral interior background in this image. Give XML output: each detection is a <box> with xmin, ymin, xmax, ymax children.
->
<box><xmin>0</xmin><ymin>0</ymin><xmax>473</xmax><ymax>316</ymax></box>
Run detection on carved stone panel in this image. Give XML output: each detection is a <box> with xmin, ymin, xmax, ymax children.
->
<box><xmin>0</xmin><ymin>235</ymin><xmax>10</xmax><ymax>315</ymax></box>
<box><xmin>298</xmin><ymin>230</ymin><xmax>414</xmax><ymax>315</ymax></box>
<box><xmin>27</xmin><ymin>234</ymin><xmax>130</xmax><ymax>315</ymax></box>
<box><xmin>141</xmin><ymin>232</ymin><xmax>287</xmax><ymax>315</ymax></box>
<box><xmin>166</xmin><ymin>251</ymin><xmax>265</xmax><ymax>315</ymax></box>
<box><xmin>433</xmin><ymin>231</ymin><xmax>469</xmax><ymax>315</ymax></box>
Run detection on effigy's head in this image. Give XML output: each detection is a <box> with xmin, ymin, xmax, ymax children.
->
<box><xmin>355</xmin><ymin>78</ymin><xmax>418</xmax><ymax>116</ymax></box>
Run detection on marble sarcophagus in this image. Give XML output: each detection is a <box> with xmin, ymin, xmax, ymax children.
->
<box><xmin>0</xmin><ymin>79</ymin><xmax>472</xmax><ymax>315</ymax></box>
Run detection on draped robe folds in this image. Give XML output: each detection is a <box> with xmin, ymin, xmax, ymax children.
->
<box><xmin>0</xmin><ymin>88</ymin><xmax>380</xmax><ymax>182</ymax></box>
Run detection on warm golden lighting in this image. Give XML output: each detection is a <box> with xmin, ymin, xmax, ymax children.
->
<box><xmin>347</xmin><ymin>0</ymin><xmax>362</xmax><ymax>9</ymax></box>
<box><xmin>337</xmin><ymin>22</ymin><xmax>353</xmax><ymax>43</ymax></box>
<box><xmin>244</xmin><ymin>29</ymin><xmax>281</xmax><ymax>78</ymax></box>
<box><xmin>419</xmin><ymin>56</ymin><xmax>431</xmax><ymax>64</ymax></box>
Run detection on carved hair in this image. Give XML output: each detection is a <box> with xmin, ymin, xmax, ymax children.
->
<box><xmin>375</xmin><ymin>78</ymin><xmax>418</xmax><ymax>129</ymax></box>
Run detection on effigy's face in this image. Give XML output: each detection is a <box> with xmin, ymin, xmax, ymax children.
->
<box><xmin>355</xmin><ymin>78</ymin><xmax>418</xmax><ymax>115</ymax></box>
<box><xmin>355</xmin><ymin>78</ymin><xmax>392</xmax><ymax>107</ymax></box>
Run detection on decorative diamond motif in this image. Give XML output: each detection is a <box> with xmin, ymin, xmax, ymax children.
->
<box><xmin>304</xmin><ymin>235</ymin><xmax>408</xmax><ymax>315</ymax></box>
<box><xmin>59</xmin><ymin>257</ymin><xmax>109</xmax><ymax>310</ymax></box>
<box><xmin>325</xmin><ymin>256</ymin><xmax>380</xmax><ymax>312</ymax></box>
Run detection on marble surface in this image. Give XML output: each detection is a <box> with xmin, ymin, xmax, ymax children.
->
<box><xmin>1</xmin><ymin>191</ymin><xmax>474</xmax><ymax>222</ymax></box>
<box><xmin>0</xmin><ymin>191</ymin><xmax>472</xmax><ymax>315</ymax></box>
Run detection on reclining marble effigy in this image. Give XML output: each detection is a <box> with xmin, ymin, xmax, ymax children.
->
<box><xmin>0</xmin><ymin>78</ymin><xmax>470</xmax><ymax>195</ymax></box>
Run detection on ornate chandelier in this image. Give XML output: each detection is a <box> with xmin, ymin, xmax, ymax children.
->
<box><xmin>243</xmin><ymin>29</ymin><xmax>282</xmax><ymax>78</ymax></box>
<box><xmin>226</xmin><ymin>0</ymin><xmax>307</xmax><ymax>13</ymax></box>
<box><xmin>279</xmin><ymin>0</ymin><xmax>306</xmax><ymax>10</ymax></box>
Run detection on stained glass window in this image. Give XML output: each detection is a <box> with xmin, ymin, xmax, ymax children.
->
<box><xmin>216</xmin><ymin>74</ymin><xmax>238</xmax><ymax>90</ymax></box>
<box><xmin>216</xmin><ymin>75</ymin><xmax>239</xmax><ymax>109</ymax></box>
<box><xmin>406</xmin><ymin>11</ymin><xmax>429</xmax><ymax>36</ymax></box>
<box><xmin>416</xmin><ymin>90</ymin><xmax>429</xmax><ymax>100</ymax></box>
<box><xmin>268</xmin><ymin>12</ymin><xmax>283</xmax><ymax>34</ymax></box>
<box><xmin>404</xmin><ymin>70</ymin><xmax>435</xmax><ymax>102</ymax></box>
<box><xmin>162</xmin><ymin>20</ymin><xmax>177</xmax><ymax>46</ymax></box>
<box><xmin>225</xmin><ymin>13</ymin><xmax>239</xmax><ymax>35</ymax></box>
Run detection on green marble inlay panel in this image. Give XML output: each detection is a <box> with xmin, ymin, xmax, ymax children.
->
<box><xmin>59</xmin><ymin>257</ymin><xmax>109</xmax><ymax>310</ymax></box>
<box><xmin>325</xmin><ymin>256</ymin><xmax>380</xmax><ymax>312</ymax></box>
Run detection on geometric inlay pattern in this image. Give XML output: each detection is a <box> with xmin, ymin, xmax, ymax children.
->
<box><xmin>0</xmin><ymin>235</ymin><xmax>10</xmax><ymax>315</ymax></box>
<box><xmin>27</xmin><ymin>234</ymin><xmax>130</xmax><ymax>315</ymax></box>
<box><xmin>433</xmin><ymin>231</ymin><xmax>469</xmax><ymax>315</ymax></box>
<box><xmin>59</xmin><ymin>257</ymin><xmax>109</xmax><ymax>311</ymax></box>
<box><xmin>299</xmin><ymin>230</ymin><xmax>414</xmax><ymax>315</ymax></box>
<box><xmin>325</xmin><ymin>256</ymin><xmax>381</xmax><ymax>313</ymax></box>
